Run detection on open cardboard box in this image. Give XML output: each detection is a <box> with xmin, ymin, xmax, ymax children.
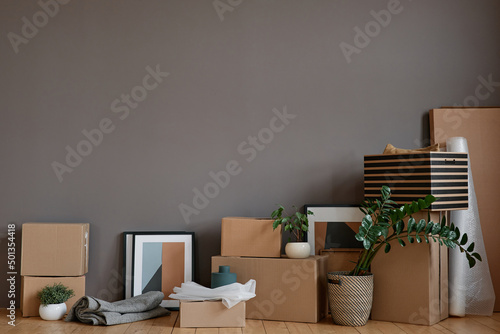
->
<box><xmin>179</xmin><ymin>300</ymin><xmax>245</xmax><ymax>328</ymax></box>
<box><xmin>212</xmin><ymin>255</ymin><xmax>327</xmax><ymax>323</ymax></box>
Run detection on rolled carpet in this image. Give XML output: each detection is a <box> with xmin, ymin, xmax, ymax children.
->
<box><xmin>65</xmin><ymin>291</ymin><xmax>170</xmax><ymax>325</ymax></box>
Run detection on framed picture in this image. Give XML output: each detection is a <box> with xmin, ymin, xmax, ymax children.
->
<box><xmin>123</xmin><ymin>231</ymin><xmax>194</xmax><ymax>309</ymax></box>
<box><xmin>305</xmin><ymin>205</ymin><xmax>365</xmax><ymax>255</ymax></box>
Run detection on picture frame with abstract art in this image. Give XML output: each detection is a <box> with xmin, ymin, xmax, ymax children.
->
<box><xmin>123</xmin><ymin>231</ymin><xmax>194</xmax><ymax>309</ymax></box>
<box><xmin>304</xmin><ymin>205</ymin><xmax>365</xmax><ymax>255</ymax></box>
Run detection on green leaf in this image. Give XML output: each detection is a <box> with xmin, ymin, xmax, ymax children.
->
<box><xmin>355</xmin><ymin>233</ymin><xmax>364</xmax><ymax>242</ymax></box>
<box><xmin>440</xmin><ymin>215</ymin><xmax>446</xmax><ymax>227</ymax></box>
<box><xmin>301</xmin><ymin>225</ymin><xmax>308</xmax><ymax>231</ymax></box>
<box><xmin>359</xmin><ymin>225</ymin><xmax>368</xmax><ymax>236</ymax></box>
<box><xmin>448</xmin><ymin>230</ymin><xmax>457</xmax><ymax>241</ymax></box>
<box><xmin>440</xmin><ymin>226</ymin><xmax>450</xmax><ymax>238</ymax></box>
<box><xmin>407</xmin><ymin>217</ymin><xmax>416</xmax><ymax>234</ymax></box>
<box><xmin>398</xmin><ymin>238</ymin><xmax>406</xmax><ymax>247</ymax></box>
<box><xmin>395</xmin><ymin>220</ymin><xmax>404</xmax><ymax>235</ymax></box>
<box><xmin>425</xmin><ymin>222</ymin><xmax>434</xmax><ymax>234</ymax></box>
<box><xmin>460</xmin><ymin>234</ymin><xmax>468</xmax><ymax>246</ymax></box>
<box><xmin>418</xmin><ymin>198</ymin><xmax>427</xmax><ymax>210</ymax></box>
<box><xmin>467</xmin><ymin>242</ymin><xmax>475</xmax><ymax>253</ymax></box>
<box><xmin>381</xmin><ymin>185</ymin><xmax>391</xmax><ymax>200</ymax></box>
<box><xmin>416</xmin><ymin>234</ymin><xmax>421</xmax><ymax>243</ymax></box>
<box><xmin>416</xmin><ymin>219</ymin><xmax>426</xmax><ymax>233</ymax></box>
<box><xmin>411</xmin><ymin>202</ymin><xmax>419</xmax><ymax>213</ymax></box>
<box><xmin>424</xmin><ymin>234</ymin><xmax>429</xmax><ymax>243</ymax></box>
<box><xmin>467</xmin><ymin>254</ymin><xmax>476</xmax><ymax>268</ymax></box>
<box><xmin>363</xmin><ymin>239</ymin><xmax>371</xmax><ymax>250</ymax></box>
<box><xmin>424</xmin><ymin>194</ymin><xmax>436</xmax><ymax>206</ymax></box>
<box><xmin>408</xmin><ymin>235</ymin><xmax>414</xmax><ymax>243</ymax></box>
<box><xmin>472</xmin><ymin>252</ymin><xmax>482</xmax><ymax>261</ymax></box>
<box><xmin>385</xmin><ymin>243</ymin><xmax>391</xmax><ymax>253</ymax></box>
<box><xmin>362</xmin><ymin>215</ymin><xmax>373</xmax><ymax>229</ymax></box>
<box><xmin>431</xmin><ymin>224</ymin><xmax>442</xmax><ymax>235</ymax></box>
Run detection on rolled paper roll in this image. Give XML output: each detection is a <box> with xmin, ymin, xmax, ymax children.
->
<box><xmin>447</xmin><ymin>137</ymin><xmax>495</xmax><ymax>316</ymax></box>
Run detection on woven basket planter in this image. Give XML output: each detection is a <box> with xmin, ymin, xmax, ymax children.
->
<box><xmin>327</xmin><ymin>271</ymin><xmax>374</xmax><ymax>326</ymax></box>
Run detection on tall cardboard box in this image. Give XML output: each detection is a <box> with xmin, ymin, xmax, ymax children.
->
<box><xmin>430</xmin><ymin>107</ymin><xmax>500</xmax><ymax>311</ymax></box>
<box><xmin>180</xmin><ymin>301</ymin><xmax>246</xmax><ymax>328</ymax></box>
<box><xmin>21</xmin><ymin>223</ymin><xmax>89</xmax><ymax>276</ymax></box>
<box><xmin>221</xmin><ymin>217</ymin><xmax>281</xmax><ymax>257</ymax></box>
<box><xmin>20</xmin><ymin>276</ymin><xmax>86</xmax><ymax>317</ymax></box>
<box><xmin>212</xmin><ymin>255</ymin><xmax>327</xmax><ymax>323</ymax></box>
<box><xmin>371</xmin><ymin>211</ymin><xmax>448</xmax><ymax>325</ymax></box>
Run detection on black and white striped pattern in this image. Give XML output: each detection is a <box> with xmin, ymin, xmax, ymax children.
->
<box><xmin>327</xmin><ymin>271</ymin><xmax>373</xmax><ymax>327</ymax></box>
<box><xmin>364</xmin><ymin>152</ymin><xmax>469</xmax><ymax>211</ymax></box>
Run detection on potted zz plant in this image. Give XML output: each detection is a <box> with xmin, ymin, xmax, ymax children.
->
<box><xmin>328</xmin><ymin>185</ymin><xmax>482</xmax><ymax>327</ymax></box>
<box><xmin>271</xmin><ymin>205</ymin><xmax>313</xmax><ymax>259</ymax></box>
<box><xmin>37</xmin><ymin>283</ymin><xmax>75</xmax><ymax>321</ymax></box>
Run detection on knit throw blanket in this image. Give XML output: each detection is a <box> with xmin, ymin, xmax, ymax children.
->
<box><xmin>65</xmin><ymin>291</ymin><xmax>170</xmax><ymax>326</ymax></box>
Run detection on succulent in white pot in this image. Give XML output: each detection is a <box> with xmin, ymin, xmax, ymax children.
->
<box><xmin>37</xmin><ymin>283</ymin><xmax>75</xmax><ymax>320</ymax></box>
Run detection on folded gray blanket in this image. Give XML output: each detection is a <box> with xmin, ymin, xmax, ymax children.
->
<box><xmin>65</xmin><ymin>291</ymin><xmax>170</xmax><ymax>326</ymax></box>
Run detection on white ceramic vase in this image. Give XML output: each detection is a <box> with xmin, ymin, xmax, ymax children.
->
<box><xmin>285</xmin><ymin>242</ymin><xmax>310</xmax><ymax>259</ymax></box>
<box><xmin>39</xmin><ymin>302</ymin><xmax>67</xmax><ymax>321</ymax></box>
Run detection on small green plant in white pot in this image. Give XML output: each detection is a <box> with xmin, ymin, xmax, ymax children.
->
<box><xmin>37</xmin><ymin>283</ymin><xmax>75</xmax><ymax>320</ymax></box>
<box><xmin>271</xmin><ymin>205</ymin><xmax>313</xmax><ymax>258</ymax></box>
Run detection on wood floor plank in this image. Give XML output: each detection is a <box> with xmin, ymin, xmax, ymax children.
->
<box><xmin>468</xmin><ymin>316</ymin><xmax>500</xmax><ymax>332</ymax></box>
<box><xmin>147</xmin><ymin>312</ymin><xmax>177</xmax><ymax>334</ymax></box>
<box><xmin>262</xmin><ymin>321</ymin><xmax>289</xmax><ymax>334</ymax></box>
<box><xmin>74</xmin><ymin>323</ymin><xmax>134</xmax><ymax>334</ymax></box>
<box><xmin>393</xmin><ymin>322</ymin><xmax>454</xmax><ymax>334</ymax></box>
<box><xmin>123</xmin><ymin>318</ymin><xmax>155</xmax><ymax>334</ymax></box>
<box><xmin>242</xmin><ymin>319</ymin><xmax>265</xmax><ymax>334</ymax></box>
<box><xmin>439</xmin><ymin>317</ymin><xmax>499</xmax><ymax>334</ymax></box>
<box><xmin>172</xmin><ymin>315</ymin><xmax>196</xmax><ymax>334</ymax></box>
<box><xmin>194</xmin><ymin>328</ymin><xmax>218</xmax><ymax>334</ymax></box>
<box><xmin>490</xmin><ymin>313</ymin><xmax>500</xmax><ymax>322</ymax></box>
<box><xmin>307</xmin><ymin>316</ymin><xmax>360</xmax><ymax>334</ymax></box>
<box><xmin>357</xmin><ymin>320</ymin><xmax>405</xmax><ymax>334</ymax></box>
<box><xmin>285</xmin><ymin>321</ymin><xmax>313</xmax><ymax>334</ymax></box>
<box><xmin>219</xmin><ymin>328</ymin><xmax>243</xmax><ymax>334</ymax></box>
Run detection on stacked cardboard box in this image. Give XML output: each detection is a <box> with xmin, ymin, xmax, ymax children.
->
<box><xmin>20</xmin><ymin>223</ymin><xmax>89</xmax><ymax>317</ymax></box>
<box><xmin>213</xmin><ymin>217</ymin><xmax>327</xmax><ymax>323</ymax></box>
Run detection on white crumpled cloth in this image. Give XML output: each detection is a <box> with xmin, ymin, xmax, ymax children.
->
<box><xmin>168</xmin><ymin>279</ymin><xmax>256</xmax><ymax>309</ymax></box>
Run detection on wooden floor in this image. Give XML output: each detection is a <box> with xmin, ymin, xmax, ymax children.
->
<box><xmin>1</xmin><ymin>309</ymin><xmax>499</xmax><ymax>334</ymax></box>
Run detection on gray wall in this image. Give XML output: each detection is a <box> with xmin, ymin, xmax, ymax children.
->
<box><xmin>1</xmin><ymin>0</ymin><xmax>499</xmax><ymax>307</ymax></box>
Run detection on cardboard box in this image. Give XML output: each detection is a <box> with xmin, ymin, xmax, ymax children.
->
<box><xmin>221</xmin><ymin>217</ymin><xmax>281</xmax><ymax>258</ymax></box>
<box><xmin>179</xmin><ymin>301</ymin><xmax>245</xmax><ymax>328</ymax></box>
<box><xmin>364</xmin><ymin>152</ymin><xmax>469</xmax><ymax>211</ymax></box>
<box><xmin>371</xmin><ymin>211</ymin><xmax>448</xmax><ymax>325</ymax></box>
<box><xmin>20</xmin><ymin>276</ymin><xmax>86</xmax><ymax>317</ymax></box>
<box><xmin>320</xmin><ymin>248</ymin><xmax>362</xmax><ymax>273</ymax></box>
<box><xmin>212</xmin><ymin>255</ymin><xmax>327</xmax><ymax>323</ymax></box>
<box><xmin>21</xmin><ymin>223</ymin><xmax>89</xmax><ymax>276</ymax></box>
<box><xmin>430</xmin><ymin>107</ymin><xmax>500</xmax><ymax>311</ymax></box>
